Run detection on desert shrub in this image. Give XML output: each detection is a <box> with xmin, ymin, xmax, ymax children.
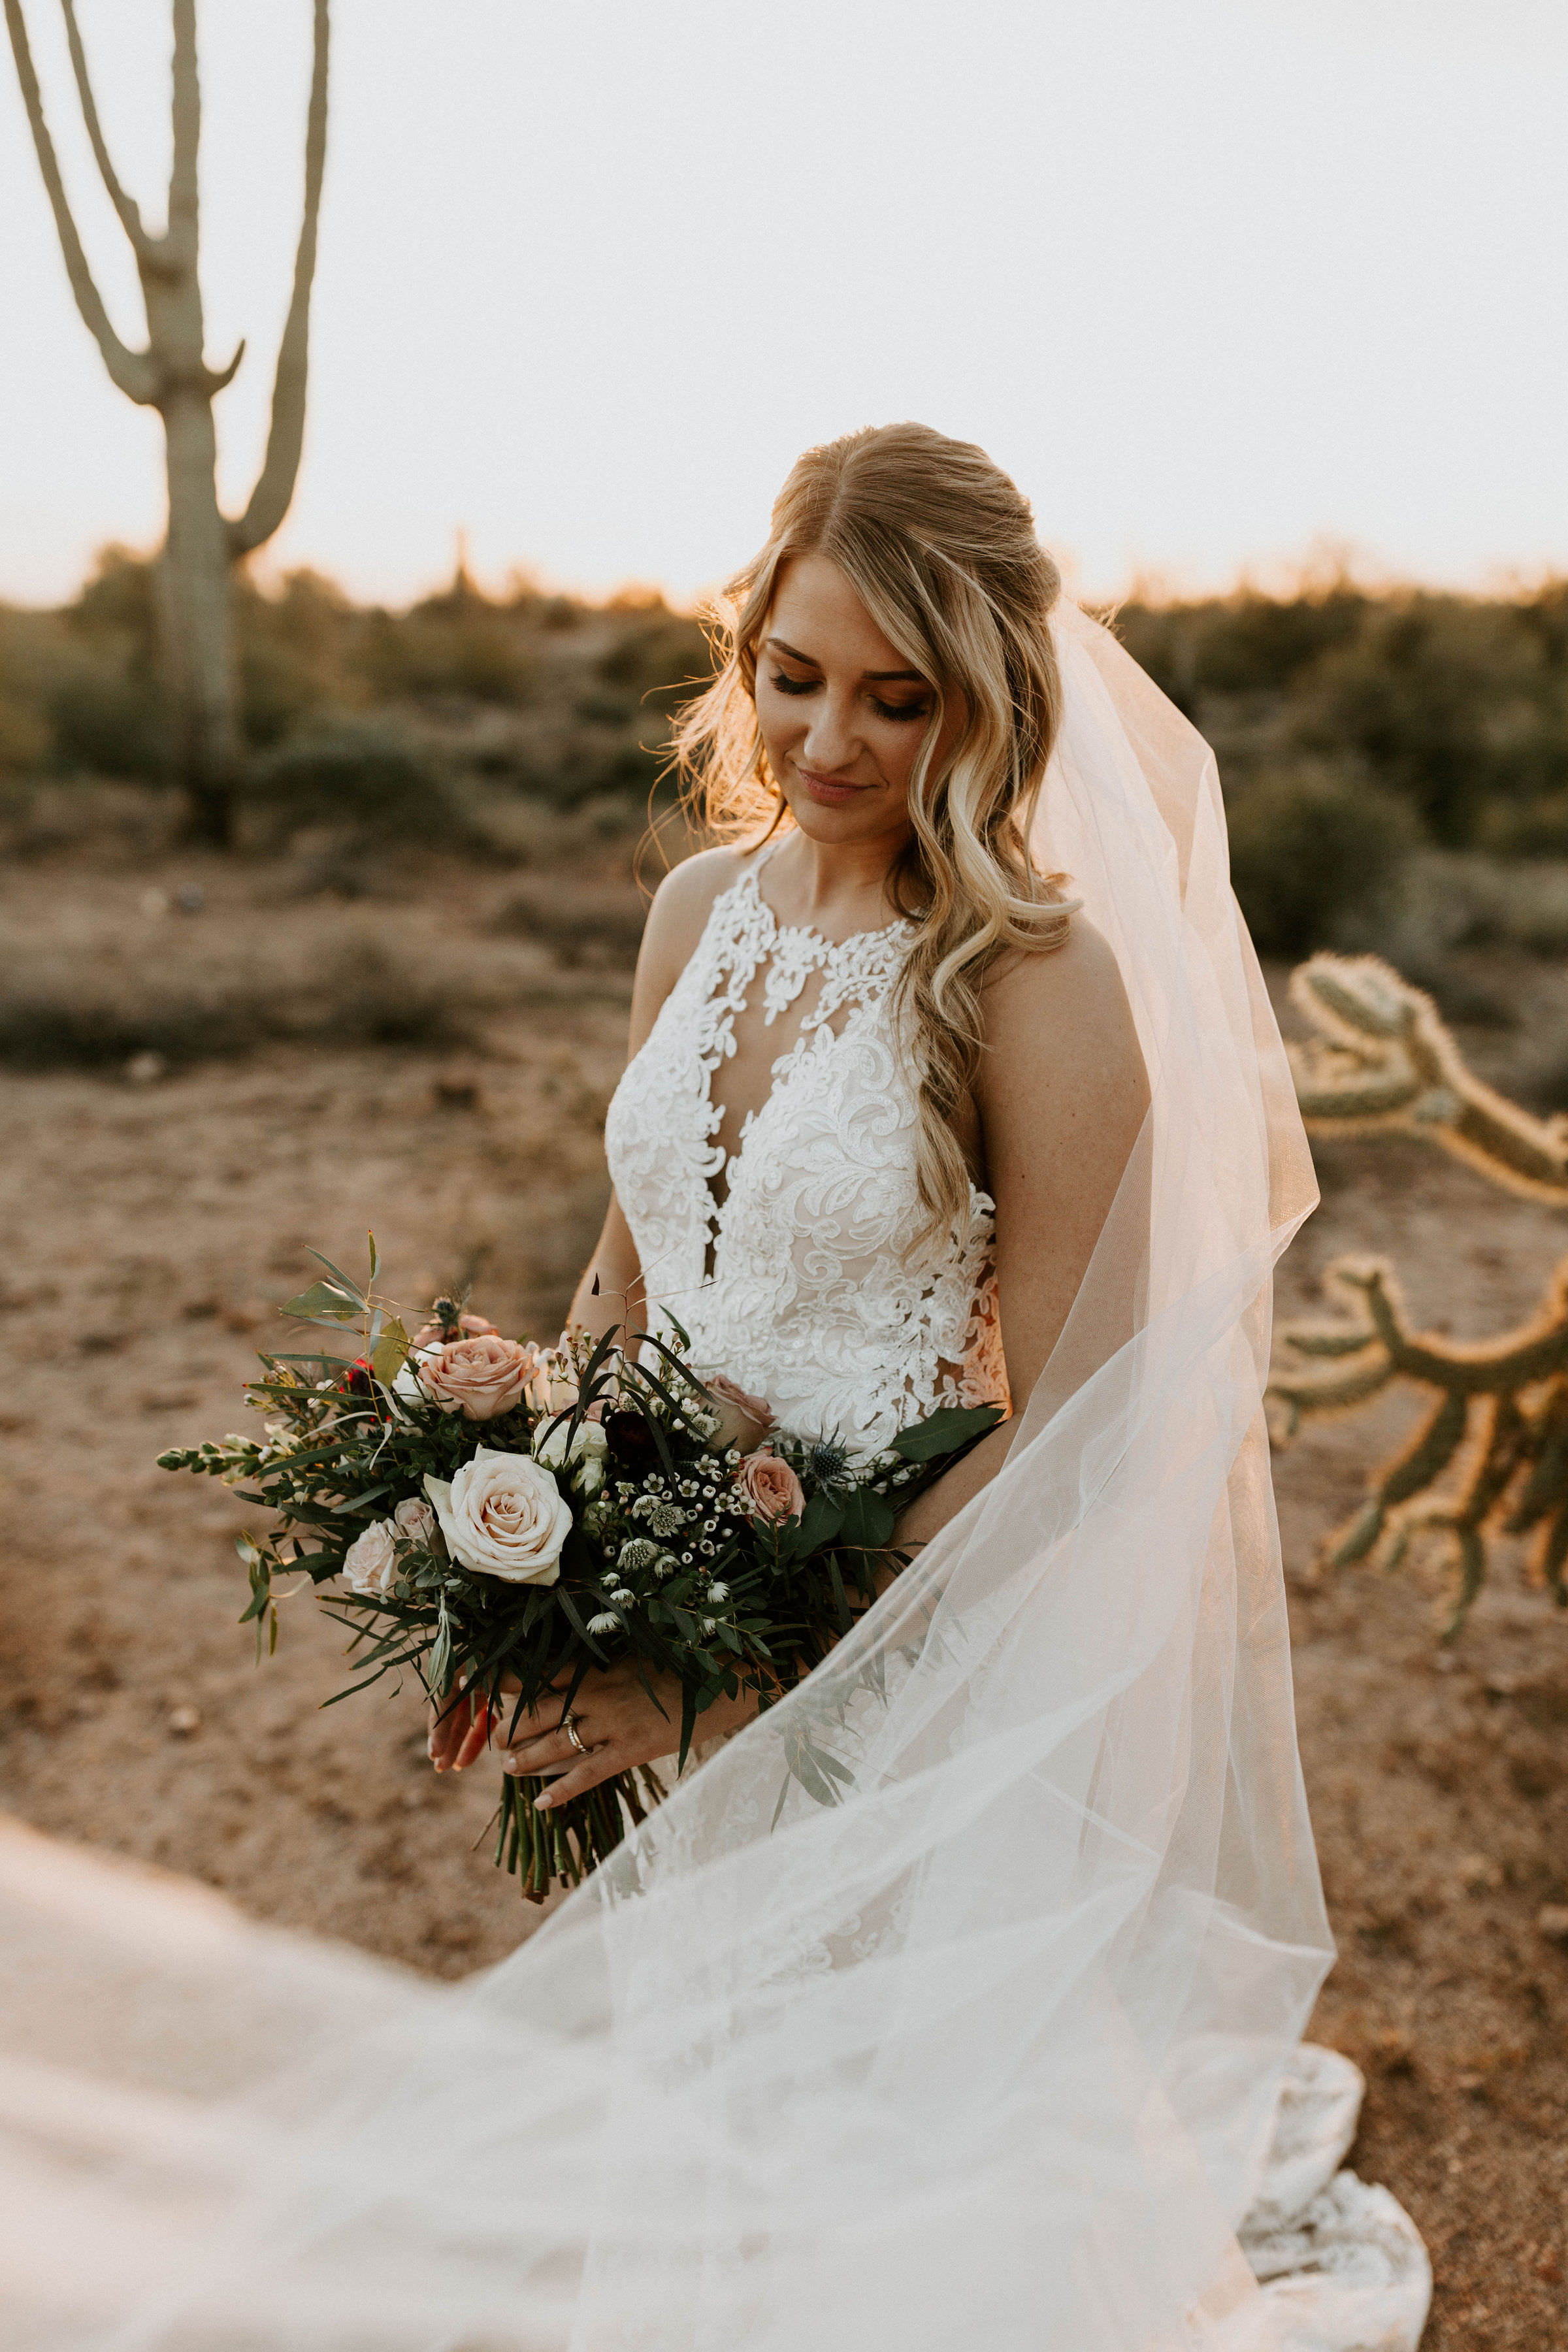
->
<box><xmin>246</xmin><ymin>721</ymin><xmax>453</xmax><ymax>843</ymax></box>
<box><xmin>235</xmin><ymin>569</ymin><xmax>353</xmax><ymax>747</ymax></box>
<box><xmin>1290</xmin><ymin>596</ymin><xmax>1568</xmax><ymax>845</ymax></box>
<box><xmin>47</xmin><ymin>654</ymin><xmax>169</xmax><ymax>779</ymax></box>
<box><xmin>1111</xmin><ymin>585</ymin><xmax>1368</xmax><ymax>715</ymax></box>
<box><xmin>0</xmin><ymin>924</ymin><xmax>465</xmax><ymax>1071</ymax></box>
<box><xmin>1226</xmin><ymin>761</ymin><xmax>1419</xmax><ymax>957</ymax></box>
<box><xmin>1115</xmin><ymin>582</ymin><xmax>1568</xmax><ymax>853</ymax></box>
<box><xmin>597</xmin><ymin>614</ymin><xmax>711</xmax><ymax>714</ymax></box>
<box><xmin>1477</xmin><ymin>792</ymin><xmax>1568</xmax><ymax>860</ymax></box>
<box><xmin>354</xmin><ymin>581</ymin><xmax>537</xmax><ymax>706</ymax></box>
<box><xmin>491</xmin><ymin>883</ymin><xmax>647</xmax><ymax>965</ymax></box>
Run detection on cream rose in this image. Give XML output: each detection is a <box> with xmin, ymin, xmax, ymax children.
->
<box><xmin>734</xmin><ymin>1446</ymin><xmax>804</xmax><ymax>1524</ymax></box>
<box><xmin>391</xmin><ymin>1495</ymin><xmax>438</xmax><ymax>1549</ymax></box>
<box><xmin>704</xmin><ymin>1373</ymin><xmax>776</xmax><ymax>1453</ymax></box>
<box><xmin>342</xmin><ymin>1517</ymin><xmax>400</xmax><ymax>1599</ymax></box>
<box><xmin>417</xmin><ymin>1334</ymin><xmax>541</xmax><ymax>1422</ymax></box>
<box><xmin>424</xmin><ymin>1446</ymin><xmax>572</xmax><ymax>1584</ymax></box>
<box><xmin>533</xmin><ymin>1414</ymin><xmax>609</xmax><ymax>1495</ymax></box>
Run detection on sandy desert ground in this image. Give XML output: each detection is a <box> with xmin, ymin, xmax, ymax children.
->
<box><xmin>1</xmin><ymin>846</ymin><xmax>1565</xmax><ymax>2349</ymax></box>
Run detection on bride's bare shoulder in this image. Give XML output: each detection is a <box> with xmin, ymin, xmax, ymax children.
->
<box><xmin>981</xmin><ymin>915</ymin><xmax>1147</xmax><ymax>1103</ymax></box>
<box><xmin>631</xmin><ymin>846</ymin><xmax>752</xmax><ymax>1017</ymax></box>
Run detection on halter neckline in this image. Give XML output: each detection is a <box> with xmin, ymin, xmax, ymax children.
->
<box><xmin>745</xmin><ymin>838</ymin><xmax>914</xmax><ymax>956</ymax></box>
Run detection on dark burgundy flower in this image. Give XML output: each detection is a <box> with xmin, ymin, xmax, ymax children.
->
<box><xmin>605</xmin><ymin>1409</ymin><xmax>658</xmax><ymax>1467</ymax></box>
<box><xmin>338</xmin><ymin>1357</ymin><xmax>375</xmax><ymax>1398</ymax></box>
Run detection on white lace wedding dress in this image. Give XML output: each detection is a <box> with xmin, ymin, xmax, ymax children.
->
<box><xmin>604</xmin><ymin>843</ymin><xmax>1431</xmax><ymax>2352</ymax></box>
<box><xmin>0</xmin><ymin>610</ymin><xmax>1434</xmax><ymax>2351</ymax></box>
<box><xmin>605</xmin><ymin>844</ymin><xmax>1009</xmax><ymax>1451</ymax></box>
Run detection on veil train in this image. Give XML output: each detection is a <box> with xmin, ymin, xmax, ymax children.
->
<box><xmin>0</xmin><ymin>610</ymin><xmax>1431</xmax><ymax>2351</ymax></box>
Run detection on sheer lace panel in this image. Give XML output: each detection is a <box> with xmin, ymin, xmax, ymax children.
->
<box><xmin>604</xmin><ymin>852</ymin><xmax>1009</xmax><ymax>1453</ymax></box>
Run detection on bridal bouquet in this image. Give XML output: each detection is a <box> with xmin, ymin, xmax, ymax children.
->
<box><xmin>159</xmin><ymin>1239</ymin><xmax>999</xmax><ymax>1899</ymax></box>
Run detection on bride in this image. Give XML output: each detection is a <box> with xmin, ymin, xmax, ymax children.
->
<box><xmin>2</xmin><ymin>425</ymin><xmax>1431</xmax><ymax>2351</ymax></box>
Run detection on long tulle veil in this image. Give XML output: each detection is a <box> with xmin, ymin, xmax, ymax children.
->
<box><xmin>2</xmin><ymin>607</ymin><xmax>1347</xmax><ymax>2349</ymax></box>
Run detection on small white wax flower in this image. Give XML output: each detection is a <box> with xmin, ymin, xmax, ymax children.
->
<box><xmin>586</xmin><ymin>1610</ymin><xmax>623</xmax><ymax>1636</ymax></box>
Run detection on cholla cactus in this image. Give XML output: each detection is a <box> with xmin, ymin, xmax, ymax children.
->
<box><xmin>1272</xmin><ymin>953</ymin><xmax>1568</xmax><ymax>1631</ymax></box>
<box><xmin>1286</xmin><ymin>953</ymin><xmax>1568</xmax><ymax>1201</ymax></box>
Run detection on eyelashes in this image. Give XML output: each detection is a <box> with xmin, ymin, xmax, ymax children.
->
<box><xmin>767</xmin><ymin>672</ymin><xmax>932</xmax><ymax>725</ymax></box>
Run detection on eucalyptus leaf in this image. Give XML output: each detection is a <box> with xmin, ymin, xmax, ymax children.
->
<box><xmin>370</xmin><ymin>1317</ymin><xmax>411</xmax><ymax>1384</ymax></box>
<box><xmin>889</xmin><ymin>1403</ymin><xmax>1004</xmax><ymax>1462</ymax></box>
<box><xmin>281</xmin><ymin>1281</ymin><xmax>362</xmax><ymax>1325</ymax></box>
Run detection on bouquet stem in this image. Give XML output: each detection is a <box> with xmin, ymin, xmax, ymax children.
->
<box><xmin>493</xmin><ymin>1763</ymin><xmax>668</xmax><ymax>1901</ymax></box>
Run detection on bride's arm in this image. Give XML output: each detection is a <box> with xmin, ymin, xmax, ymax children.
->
<box><xmin>891</xmin><ymin>918</ymin><xmax>1150</xmax><ymax>1553</ymax></box>
<box><xmin>433</xmin><ymin>847</ymin><xmax>756</xmax><ymax>1774</ymax></box>
<box><xmin>566</xmin><ymin>845</ymin><xmax>751</xmax><ymax>1345</ymax></box>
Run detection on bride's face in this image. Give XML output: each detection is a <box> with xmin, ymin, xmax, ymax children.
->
<box><xmin>755</xmin><ymin>554</ymin><xmax>964</xmax><ymax>849</ymax></box>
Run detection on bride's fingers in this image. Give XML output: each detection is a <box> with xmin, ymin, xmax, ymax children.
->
<box><xmin>498</xmin><ymin>1718</ymin><xmax>585</xmax><ymax>1771</ymax></box>
<box><xmin>427</xmin><ymin>1698</ymin><xmax>471</xmax><ymax>1772</ymax></box>
<box><xmin>451</xmin><ymin>1701</ymin><xmax>495</xmax><ymax>1771</ymax></box>
<box><xmin>527</xmin><ymin>1744</ymin><xmax>620</xmax><ymax>1808</ymax></box>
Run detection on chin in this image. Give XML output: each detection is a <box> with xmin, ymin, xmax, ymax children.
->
<box><xmin>783</xmin><ymin>792</ymin><xmax>902</xmax><ymax>845</ymax></box>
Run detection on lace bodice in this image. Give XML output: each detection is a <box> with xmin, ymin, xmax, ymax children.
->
<box><xmin>604</xmin><ymin>849</ymin><xmax>1009</xmax><ymax>1452</ymax></box>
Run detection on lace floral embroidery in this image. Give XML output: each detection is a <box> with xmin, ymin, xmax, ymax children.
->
<box><xmin>604</xmin><ymin>857</ymin><xmax>1010</xmax><ymax>1453</ymax></box>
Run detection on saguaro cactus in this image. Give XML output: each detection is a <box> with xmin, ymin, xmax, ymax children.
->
<box><xmin>5</xmin><ymin>0</ymin><xmax>330</xmax><ymax>845</ymax></box>
<box><xmin>1271</xmin><ymin>953</ymin><xmax>1568</xmax><ymax>1631</ymax></box>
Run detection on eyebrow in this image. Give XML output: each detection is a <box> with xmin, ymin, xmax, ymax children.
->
<box><xmin>765</xmin><ymin>635</ymin><xmax>927</xmax><ymax>684</ymax></box>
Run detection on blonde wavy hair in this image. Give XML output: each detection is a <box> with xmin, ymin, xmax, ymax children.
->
<box><xmin>672</xmin><ymin>421</ymin><xmax>1075</xmax><ymax>1241</ymax></box>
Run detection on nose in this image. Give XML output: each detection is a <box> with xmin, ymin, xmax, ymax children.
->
<box><xmin>800</xmin><ymin>689</ymin><xmax>859</xmax><ymax>774</ymax></box>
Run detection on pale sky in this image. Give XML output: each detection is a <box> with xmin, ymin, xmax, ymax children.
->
<box><xmin>2</xmin><ymin>0</ymin><xmax>1565</xmax><ymax>611</ymax></box>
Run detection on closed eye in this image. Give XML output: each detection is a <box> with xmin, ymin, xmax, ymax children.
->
<box><xmin>768</xmin><ymin>671</ymin><xmax>931</xmax><ymax>725</ymax></box>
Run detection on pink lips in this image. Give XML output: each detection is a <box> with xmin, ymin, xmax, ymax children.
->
<box><xmin>798</xmin><ymin>769</ymin><xmax>870</xmax><ymax>806</ymax></box>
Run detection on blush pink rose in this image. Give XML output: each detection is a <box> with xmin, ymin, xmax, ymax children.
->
<box><xmin>705</xmin><ymin>1373</ymin><xmax>776</xmax><ymax>1453</ymax></box>
<box><xmin>418</xmin><ymin>1333</ymin><xmax>541</xmax><ymax>1421</ymax></box>
<box><xmin>734</xmin><ymin>1446</ymin><xmax>804</xmax><ymax>1524</ymax></box>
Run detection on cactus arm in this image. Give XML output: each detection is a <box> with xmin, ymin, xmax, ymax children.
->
<box><xmin>1288</xmin><ymin>952</ymin><xmax>1568</xmax><ymax>1202</ymax></box>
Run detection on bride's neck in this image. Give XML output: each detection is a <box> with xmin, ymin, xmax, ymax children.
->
<box><xmin>765</xmin><ymin>824</ymin><xmax>909</xmax><ymax>936</ymax></box>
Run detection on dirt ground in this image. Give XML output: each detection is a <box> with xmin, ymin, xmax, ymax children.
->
<box><xmin>1</xmin><ymin>852</ymin><xmax>1565</xmax><ymax>2349</ymax></box>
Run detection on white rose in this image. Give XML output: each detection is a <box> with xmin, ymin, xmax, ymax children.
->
<box><xmin>393</xmin><ymin>1348</ymin><xmax>440</xmax><ymax>1407</ymax></box>
<box><xmin>533</xmin><ymin>1416</ymin><xmax>609</xmax><ymax>1497</ymax></box>
<box><xmin>423</xmin><ymin>1446</ymin><xmax>572</xmax><ymax>1586</ymax></box>
<box><xmin>391</xmin><ymin>1495</ymin><xmax>437</xmax><ymax>1549</ymax></box>
<box><xmin>342</xmin><ymin>1516</ymin><xmax>399</xmax><ymax>1600</ymax></box>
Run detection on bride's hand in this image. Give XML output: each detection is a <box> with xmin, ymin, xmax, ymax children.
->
<box><xmin>494</xmin><ymin>1661</ymin><xmax>756</xmax><ymax>1808</ymax></box>
<box><xmin>427</xmin><ymin>1682</ymin><xmax>497</xmax><ymax>1774</ymax></box>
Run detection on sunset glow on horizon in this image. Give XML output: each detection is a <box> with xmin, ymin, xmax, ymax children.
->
<box><xmin>3</xmin><ymin>0</ymin><xmax>1565</xmax><ymax>613</ymax></box>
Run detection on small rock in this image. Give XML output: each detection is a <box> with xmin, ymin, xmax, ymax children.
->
<box><xmin>125</xmin><ymin>1050</ymin><xmax>167</xmax><ymax>1085</ymax></box>
<box><xmin>1456</xmin><ymin>1852</ymin><xmax>1503</xmax><ymax>1893</ymax></box>
<box><xmin>167</xmin><ymin>1705</ymin><xmax>202</xmax><ymax>1738</ymax></box>
<box><xmin>139</xmin><ymin>886</ymin><xmax>171</xmax><ymax>919</ymax></box>
<box><xmin>1536</xmin><ymin>1904</ymin><xmax>1568</xmax><ymax>1944</ymax></box>
<box><xmin>174</xmin><ymin>883</ymin><xmax>205</xmax><ymax>914</ymax></box>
